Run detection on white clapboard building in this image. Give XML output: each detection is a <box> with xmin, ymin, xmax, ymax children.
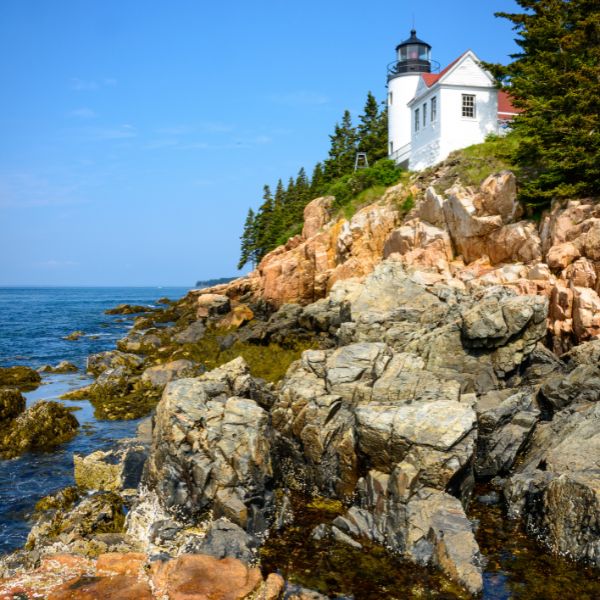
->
<box><xmin>387</xmin><ymin>30</ymin><xmax>518</xmax><ymax>171</ymax></box>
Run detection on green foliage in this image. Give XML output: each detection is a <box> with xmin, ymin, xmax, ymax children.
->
<box><xmin>238</xmin><ymin>91</ymin><xmax>392</xmax><ymax>267</ymax></box>
<box><xmin>329</xmin><ymin>159</ymin><xmax>405</xmax><ymax>213</ymax></box>
<box><xmin>428</xmin><ymin>133</ymin><xmax>519</xmax><ymax>191</ymax></box>
<box><xmin>487</xmin><ymin>0</ymin><xmax>600</xmax><ymax>206</ymax></box>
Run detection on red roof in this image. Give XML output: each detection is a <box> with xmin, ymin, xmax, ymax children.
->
<box><xmin>498</xmin><ymin>90</ymin><xmax>520</xmax><ymax>116</ymax></box>
<box><xmin>421</xmin><ymin>52</ymin><xmax>521</xmax><ymax>119</ymax></box>
<box><xmin>421</xmin><ymin>52</ymin><xmax>467</xmax><ymax>87</ymax></box>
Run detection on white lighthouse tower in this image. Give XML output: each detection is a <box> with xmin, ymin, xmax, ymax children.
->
<box><xmin>387</xmin><ymin>30</ymin><xmax>432</xmax><ymax>167</ymax></box>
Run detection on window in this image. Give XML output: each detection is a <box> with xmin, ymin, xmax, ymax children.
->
<box><xmin>431</xmin><ymin>96</ymin><xmax>437</xmax><ymax>121</ymax></box>
<box><xmin>388</xmin><ymin>92</ymin><xmax>393</xmax><ymax>106</ymax></box>
<box><xmin>423</xmin><ymin>103</ymin><xmax>427</xmax><ymax>127</ymax></box>
<box><xmin>462</xmin><ymin>94</ymin><xmax>476</xmax><ymax>118</ymax></box>
<box><xmin>389</xmin><ymin>141</ymin><xmax>394</xmax><ymax>154</ymax></box>
<box><xmin>415</xmin><ymin>108</ymin><xmax>420</xmax><ymax>131</ymax></box>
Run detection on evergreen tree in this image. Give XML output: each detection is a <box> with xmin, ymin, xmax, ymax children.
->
<box><xmin>295</xmin><ymin>166</ymin><xmax>310</xmax><ymax>205</ymax></box>
<box><xmin>310</xmin><ymin>162</ymin><xmax>326</xmax><ymax>198</ymax></box>
<box><xmin>490</xmin><ymin>0</ymin><xmax>600</xmax><ymax>205</ymax></box>
<box><xmin>255</xmin><ymin>184</ymin><xmax>275</xmax><ymax>257</ymax></box>
<box><xmin>357</xmin><ymin>91</ymin><xmax>388</xmax><ymax>161</ymax></box>
<box><xmin>324</xmin><ymin>110</ymin><xmax>357</xmax><ymax>181</ymax></box>
<box><xmin>237</xmin><ymin>208</ymin><xmax>256</xmax><ymax>270</ymax></box>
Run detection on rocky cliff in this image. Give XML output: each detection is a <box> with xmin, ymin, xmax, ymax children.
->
<box><xmin>2</xmin><ymin>160</ymin><xmax>600</xmax><ymax>598</ymax></box>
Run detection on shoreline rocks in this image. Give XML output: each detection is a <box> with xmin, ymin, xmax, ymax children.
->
<box><xmin>3</xmin><ymin>162</ymin><xmax>600</xmax><ymax>597</ymax></box>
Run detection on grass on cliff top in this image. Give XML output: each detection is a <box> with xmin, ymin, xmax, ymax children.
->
<box><xmin>426</xmin><ymin>133</ymin><xmax>519</xmax><ymax>192</ymax></box>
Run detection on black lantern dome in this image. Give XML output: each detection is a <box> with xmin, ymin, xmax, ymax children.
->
<box><xmin>394</xmin><ymin>29</ymin><xmax>432</xmax><ymax>74</ymax></box>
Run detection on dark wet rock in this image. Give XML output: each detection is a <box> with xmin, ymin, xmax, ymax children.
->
<box><xmin>87</xmin><ymin>350</ymin><xmax>145</xmax><ymax>377</ymax></box>
<box><xmin>144</xmin><ymin>358</ymin><xmax>275</xmax><ymax>534</ymax></box>
<box><xmin>196</xmin><ymin>293</ymin><xmax>231</xmax><ymax>318</ymax></box>
<box><xmin>148</xmin><ymin>520</ymin><xmax>182</xmax><ymax>545</ymax></box>
<box><xmin>540</xmin><ymin>364</ymin><xmax>600</xmax><ymax>411</ymax></box>
<box><xmin>38</xmin><ymin>360</ymin><xmax>78</xmax><ymax>374</ymax></box>
<box><xmin>0</xmin><ymin>401</ymin><xmax>79</xmax><ymax>459</ymax></box>
<box><xmin>0</xmin><ymin>387</ymin><xmax>26</xmax><ymax>422</ymax></box>
<box><xmin>474</xmin><ymin>389</ymin><xmax>540</xmax><ymax>478</ymax></box>
<box><xmin>182</xmin><ymin>518</ymin><xmax>258</xmax><ymax>563</ymax></box>
<box><xmin>504</xmin><ymin>402</ymin><xmax>600</xmax><ymax>566</ymax></box>
<box><xmin>0</xmin><ymin>365</ymin><xmax>41</xmax><ymax>391</ymax></box>
<box><xmin>173</xmin><ymin>320</ymin><xmax>206</xmax><ymax>344</ymax></box>
<box><xmin>105</xmin><ymin>304</ymin><xmax>154</xmax><ymax>315</ymax></box>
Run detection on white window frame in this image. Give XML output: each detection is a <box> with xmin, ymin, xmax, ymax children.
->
<box><xmin>422</xmin><ymin>102</ymin><xmax>427</xmax><ymax>127</ymax></box>
<box><xmin>462</xmin><ymin>94</ymin><xmax>476</xmax><ymax>119</ymax></box>
<box><xmin>415</xmin><ymin>108</ymin><xmax>420</xmax><ymax>132</ymax></box>
<box><xmin>431</xmin><ymin>96</ymin><xmax>437</xmax><ymax>122</ymax></box>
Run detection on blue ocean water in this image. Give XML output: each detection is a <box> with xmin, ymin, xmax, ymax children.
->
<box><xmin>0</xmin><ymin>286</ymin><xmax>187</xmax><ymax>554</ymax></box>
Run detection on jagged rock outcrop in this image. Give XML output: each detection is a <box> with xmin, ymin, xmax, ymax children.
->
<box><xmin>504</xmin><ymin>401</ymin><xmax>600</xmax><ymax>566</ymax></box>
<box><xmin>143</xmin><ymin>358</ymin><xmax>275</xmax><ymax>534</ymax></box>
<box><xmin>268</xmin><ymin>260</ymin><xmax>551</xmax><ymax>594</ymax></box>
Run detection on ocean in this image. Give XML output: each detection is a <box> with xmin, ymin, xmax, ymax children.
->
<box><xmin>0</xmin><ymin>286</ymin><xmax>188</xmax><ymax>554</ymax></box>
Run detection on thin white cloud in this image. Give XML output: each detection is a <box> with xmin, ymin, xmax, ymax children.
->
<box><xmin>0</xmin><ymin>173</ymin><xmax>86</xmax><ymax>209</ymax></box>
<box><xmin>86</xmin><ymin>124</ymin><xmax>136</xmax><ymax>141</ymax></box>
<box><xmin>69</xmin><ymin>107</ymin><xmax>97</xmax><ymax>119</ymax></box>
<box><xmin>268</xmin><ymin>90</ymin><xmax>330</xmax><ymax>106</ymax></box>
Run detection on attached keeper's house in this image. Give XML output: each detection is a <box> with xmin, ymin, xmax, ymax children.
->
<box><xmin>387</xmin><ymin>30</ymin><xmax>519</xmax><ymax>171</ymax></box>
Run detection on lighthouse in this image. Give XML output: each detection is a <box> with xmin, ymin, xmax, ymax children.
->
<box><xmin>387</xmin><ymin>30</ymin><xmax>432</xmax><ymax>167</ymax></box>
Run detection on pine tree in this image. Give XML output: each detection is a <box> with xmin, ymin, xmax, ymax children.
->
<box><xmin>237</xmin><ymin>208</ymin><xmax>256</xmax><ymax>270</ymax></box>
<box><xmin>310</xmin><ymin>162</ymin><xmax>326</xmax><ymax>198</ymax></box>
<box><xmin>356</xmin><ymin>92</ymin><xmax>389</xmax><ymax>163</ymax></box>
<box><xmin>324</xmin><ymin>110</ymin><xmax>357</xmax><ymax>181</ymax></box>
<box><xmin>255</xmin><ymin>184</ymin><xmax>275</xmax><ymax>258</ymax></box>
<box><xmin>490</xmin><ymin>0</ymin><xmax>600</xmax><ymax>205</ymax></box>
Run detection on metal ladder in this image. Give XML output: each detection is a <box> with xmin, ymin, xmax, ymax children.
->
<box><xmin>354</xmin><ymin>152</ymin><xmax>369</xmax><ymax>171</ymax></box>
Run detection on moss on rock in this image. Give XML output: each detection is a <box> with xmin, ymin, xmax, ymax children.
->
<box><xmin>0</xmin><ymin>387</ymin><xmax>26</xmax><ymax>422</ymax></box>
<box><xmin>0</xmin><ymin>366</ymin><xmax>41</xmax><ymax>391</ymax></box>
<box><xmin>34</xmin><ymin>486</ymin><xmax>80</xmax><ymax>514</ymax></box>
<box><xmin>0</xmin><ymin>400</ymin><xmax>79</xmax><ymax>459</ymax></box>
<box><xmin>169</xmin><ymin>327</ymin><xmax>316</xmax><ymax>383</ymax></box>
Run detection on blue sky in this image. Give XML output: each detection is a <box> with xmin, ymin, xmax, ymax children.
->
<box><xmin>0</xmin><ymin>0</ymin><xmax>520</xmax><ymax>286</ymax></box>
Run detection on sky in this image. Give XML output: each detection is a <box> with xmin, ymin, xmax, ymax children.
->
<box><xmin>0</xmin><ymin>0</ymin><xmax>521</xmax><ymax>286</ymax></box>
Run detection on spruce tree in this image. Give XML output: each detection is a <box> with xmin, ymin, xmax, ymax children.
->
<box><xmin>255</xmin><ymin>184</ymin><xmax>275</xmax><ymax>258</ymax></box>
<box><xmin>324</xmin><ymin>110</ymin><xmax>357</xmax><ymax>181</ymax></box>
<box><xmin>357</xmin><ymin>91</ymin><xmax>387</xmax><ymax>161</ymax></box>
<box><xmin>490</xmin><ymin>0</ymin><xmax>600</xmax><ymax>205</ymax></box>
<box><xmin>237</xmin><ymin>208</ymin><xmax>256</xmax><ymax>270</ymax></box>
<box><xmin>310</xmin><ymin>162</ymin><xmax>326</xmax><ymax>198</ymax></box>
